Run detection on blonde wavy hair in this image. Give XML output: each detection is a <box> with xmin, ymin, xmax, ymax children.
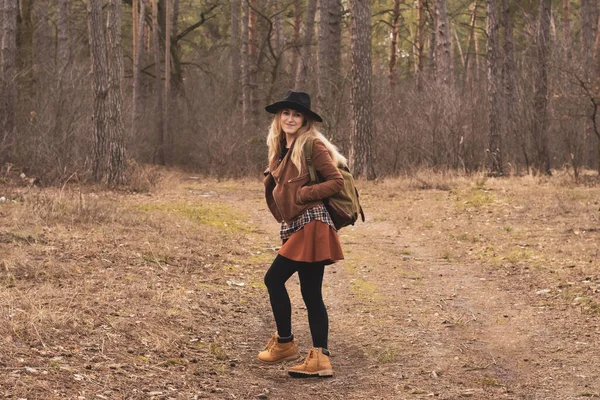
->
<box><xmin>267</xmin><ymin>111</ymin><xmax>347</xmax><ymax>175</ymax></box>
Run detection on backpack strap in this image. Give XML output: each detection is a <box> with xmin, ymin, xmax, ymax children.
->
<box><xmin>303</xmin><ymin>138</ymin><xmax>319</xmax><ymax>184</ymax></box>
<box><xmin>354</xmin><ymin>186</ymin><xmax>366</xmax><ymax>222</ymax></box>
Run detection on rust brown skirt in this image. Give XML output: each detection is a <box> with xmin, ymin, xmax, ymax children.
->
<box><xmin>278</xmin><ymin>220</ymin><xmax>344</xmax><ymax>264</ymax></box>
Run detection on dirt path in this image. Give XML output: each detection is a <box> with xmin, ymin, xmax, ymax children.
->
<box><xmin>210</xmin><ymin>178</ymin><xmax>600</xmax><ymax>399</ymax></box>
<box><xmin>1</xmin><ymin>176</ymin><xmax>599</xmax><ymax>399</ymax></box>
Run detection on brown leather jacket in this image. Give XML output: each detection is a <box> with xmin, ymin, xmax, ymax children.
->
<box><xmin>264</xmin><ymin>138</ymin><xmax>344</xmax><ymax>224</ymax></box>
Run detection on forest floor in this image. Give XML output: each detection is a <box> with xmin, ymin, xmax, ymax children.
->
<box><xmin>1</xmin><ymin>171</ymin><xmax>600</xmax><ymax>400</ymax></box>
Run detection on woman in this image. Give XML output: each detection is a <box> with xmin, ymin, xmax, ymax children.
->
<box><xmin>259</xmin><ymin>90</ymin><xmax>346</xmax><ymax>378</ymax></box>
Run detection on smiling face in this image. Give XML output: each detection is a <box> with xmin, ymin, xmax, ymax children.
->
<box><xmin>279</xmin><ymin>108</ymin><xmax>305</xmax><ymax>137</ymax></box>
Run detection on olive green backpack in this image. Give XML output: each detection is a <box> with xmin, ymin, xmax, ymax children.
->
<box><xmin>304</xmin><ymin>139</ymin><xmax>365</xmax><ymax>230</ymax></box>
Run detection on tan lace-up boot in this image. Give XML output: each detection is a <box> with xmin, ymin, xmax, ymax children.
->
<box><xmin>257</xmin><ymin>333</ymin><xmax>300</xmax><ymax>364</ymax></box>
<box><xmin>288</xmin><ymin>347</ymin><xmax>333</xmax><ymax>378</ymax></box>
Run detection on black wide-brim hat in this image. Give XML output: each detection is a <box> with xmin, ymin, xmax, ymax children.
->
<box><xmin>265</xmin><ymin>90</ymin><xmax>323</xmax><ymax>122</ymax></box>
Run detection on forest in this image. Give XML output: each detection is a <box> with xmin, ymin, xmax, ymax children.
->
<box><xmin>2</xmin><ymin>1</ymin><xmax>600</xmax><ymax>398</ymax></box>
<box><xmin>1</xmin><ymin>0</ymin><xmax>600</xmax><ymax>183</ymax></box>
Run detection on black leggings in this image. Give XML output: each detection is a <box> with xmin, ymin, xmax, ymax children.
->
<box><xmin>264</xmin><ymin>254</ymin><xmax>328</xmax><ymax>349</ymax></box>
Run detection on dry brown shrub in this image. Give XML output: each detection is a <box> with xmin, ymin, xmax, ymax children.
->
<box><xmin>13</xmin><ymin>187</ymin><xmax>119</xmax><ymax>226</ymax></box>
<box><xmin>405</xmin><ymin>168</ymin><xmax>474</xmax><ymax>191</ymax></box>
<box><xmin>125</xmin><ymin>161</ymin><xmax>182</xmax><ymax>193</ymax></box>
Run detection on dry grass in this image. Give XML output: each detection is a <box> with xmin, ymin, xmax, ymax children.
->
<box><xmin>1</xmin><ymin>170</ymin><xmax>599</xmax><ymax>398</ymax></box>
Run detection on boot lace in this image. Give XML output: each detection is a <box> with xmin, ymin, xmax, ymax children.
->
<box><xmin>302</xmin><ymin>348</ymin><xmax>316</xmax><ymax>365</ymax></box>
<box><xmin>264</xmin><ymin>335</ymin><xmax>278</xmax><ymax>351</ymax></box>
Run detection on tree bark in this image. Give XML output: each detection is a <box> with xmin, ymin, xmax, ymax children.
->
<box><xmin>169</xmin><ymin>0</ymin><xmax>182</xmax><ymax>93</ymax></box>
<box><xmin>241</xmin><ymin>0</ymin><xmax>250</xmax><ymax>130</ymax></box>
<box><xmin>502</xmin><ymin>0</ymin><xmax>524</xmax><ymax>171</ymax></box>
<box><xmin>33</xmin><ymin>0</ymin><xmax>52</xmax><ymax>68</ymax></box>
<box><xmin>582</xmin><ymin>0</ymin><xmax>598</xmax><ymax>168</ymax></box>
<box><xmin>291</xmin><ymin>0</ymin><xmax>302</xmax><ymax>78</ymax></box>
<box><xmin>151</xmin><ymin>0</ymin><xmax>165</xmax><ymax>165</ymax></box>
<box><xmin>294</xmin><ymin>0</ymin><xmax>317</xmax><ymax>90</ymax></box>
<box><xmin>17</xmin><ymin>0</ymin><xmax>34</xmax><ymax>74</ymax></box>
<box><xmin>269</xmin><ymin>0</ymin><xmax>284</xmax><ymax>103</ymax></box>
<box><xmin>582</xmin><ymin>0</ymin><xmax>594</xmax><ymax>77</ymax></box>
<box><xmin>132</xmin><ymin>0</ymin><xmax>146</xmax><ymax>132</ymax></box>
<box><xmin>274</xmin><ymin>0</ymin><xmax>284</xmax><ymax>58</ymax></box>
<box><xmin>1</xmin><ymin>0</ymin><xmax>3</xmax><ymax>49</ymax></box>
<box><xmin>415</xmin><ymin>0</ymin><xmax>425</xmax><ymax>90</ymax></box>
<box><xmin>532</xmin><ymin>0</ymin><xmax>551</xmax><ymax>175</ymax></box>
<box><xmin>463</xmin><ymin>0</ymin><xmax>479</xmax><ymax>89</ymax></box>
<box><xmin>388</xmin><ymin>0</ymin><xmax>401</xmax><ymax>87</ymax></box>
<box><xmin>562</xmin><ymin>0</ymin><xmax>572</xmax><ymax>59</ymax></box>
<box><xmin>435</xmin><ymin>0</ymin><xmax>453</xmax><ymax>85</ymax></box>
<box><xmin>248</xmin><ymin>0</ymin><xmax>259</xmax><ymax>121</ymax></box>
<box><xmin>87</xmin><ymin>0</ymin><xmax>109</xmax><ymax>182</ymax></box>
<box><xmin>595</xmin><ymin>13</ymin><xmax>600</xmax><ymax>78</ymax></box>
<box><xmin>486</xmin><ymin>0</ymin><xmax>503</xmax><ymax>175</ymax></box>
<box><xmin>57</xmin><ymin>0</ymin><xmax>69</xmax><ymax>69</ymax></box>
<box><xmin>133</xmin><ymin>0</ymin><xmax>139</xmax><ymax>65</ymax></box>
<box><xmin>106</xmin><ymin>0</ymin><xmax>127</xmax><ymax>184</ymax></box>
<box><xmin>230</xmin><ymin>0</ymin><xmax>241</xmax><ymax>90</ymax></box>
<box><xmin>348</xmin><ymin>0</ymin><xmax>376</xmax><ymax>180</ymax></box>
<box><xmin>317</xmin><ymin>0</ymin><xmax>342</xmax><ymax>122</ymax></box>
<box><xmin>1</xmin><ymin>0</ymin><xmax>17</xmax><ymax>160</ymax></box>
<box><xmin>429</xmin><ymin>0</ymin><xmax>438</xmax><ymax>74</ymax></box>
<box><xmin>165</xmin><ymin>0</ymin><xmax>172</xmax><ymax>160</ymax></box>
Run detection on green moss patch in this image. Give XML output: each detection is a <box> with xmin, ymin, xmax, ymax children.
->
<box><xmin>138</xmin><ymin>201</ymin><xmax>256</xmax><ymax>233</ymax></box>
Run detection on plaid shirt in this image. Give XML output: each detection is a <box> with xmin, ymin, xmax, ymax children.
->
<box><xmin>280</xmin><ymin>202</ymin><xmax>336</xmax><ymax>241</ymax></box>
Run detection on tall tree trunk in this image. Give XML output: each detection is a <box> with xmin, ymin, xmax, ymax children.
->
<box><xmin>532</xmin><ymin>0</ymin><xmax>552</xmax><ymax>175</ymax></box>
<box><xmin>388</xmin><ymin>0</ymin><xmax>401</xmax><ymax>87</ymax></box>
<box><xmin>106</xmin><ymin>0</ymin><xmax>127</xmax><ymax>184</ymax></box>
<box><xmin>463</xmin><ymin>0</ymin><xmax>480</xmax><ymax>89</ymax></box>
<box><xmin>151</xmin><ymin>0</ymin><xmax>165</xmax><ymax>165</ymax></box>
<box><xmin>582</xmin><ymin>0</ymin><xmax>594</xmax><ymax>78</ymax></box>
<box><xmin>57</xmin><ymin>0</ymin><xmax>69</xmax><ymax>69</ymax></box>
<box><xmin>132</xmin><ymin>0</ymin><xmax>146</xmax><ymax>133</ymax></box>
<box><xmin>248</xmin><ymin>0</ymin><xmax>259</xmax><ymax>122</ymax></box>
<box><xmin>169</xmin><ymin>0</ymin><xmax>182</xmax><ymax>93</ymax></box>
<box><xmin>317</xmin><ymin>0</ymin><xmax>342</xmax><ymax>127</ymax></box>
<box><xmin>16</xmin><ymin>0</ymin><xmax>33</xmax><ymax>75</ymax></box>
<box><xmin>52</xmin><ymin>0</ymin><xmax>70</xmax><ymax>150</ymax></box>
<box><xmin>435</xmin><ymin>0</ymin><xmax>453</xmax><ymax>85</ymax></box>
<box><xmin>294</xmin><ymin>0</ymin><xmax>317</xmax><ymax>90</ymax></box>
<box><xmin>595</xmin><ymin>14</ymin><xmax>600</xmax><ymax>77</ymax></box>
<box><xmin>562</xmin><ymin>0</ymin><xmax>572</xmax><ymax>59</ymax></box>
<box><xmin>87</xmin><ymin>0</ymin><xmax>109</xmax><ymax>182</ymax></box>
<box><xmin>502</xmin><ymin>0</ymin><xmax>524</xmax><ymax>171</ymax></box>
<box><xmin>1</xmin><ymin>0</ymin><xmax>17</xmax><ymax>160</ymax></box>
<box><xmin>415</xmin><ymin>0</ymin><xmax>425</xmax><ymax>90</ymax></box>
<box><xmin>582</xmin><ymin>0</ymin><xmax>598</xmax><ymax>168</ymax></box>
<box><xmin>172</xmin><ymin>0</ymin><xmax>179</xmax><ymax>40</ymax></box>
<box><xmin>348</xmin><ymin>0</ymin><xmax>376</xmax><ymax>180</ymax></box>
<box><xmin>593</xmin><ymin>14</ymin><xmax>600</xmax><ymax>174</ymax></box>
<box><xmin>241</xmin><ymin>0</ymin><xmax>250</xmax><ymax>130</ymax></box>
<box><xmin>266</xmin><ymin>0</ymin><xmax>284</xmax><ymax>104</ymax></box>
<box><xmin>33</xmin><ymin>0</ymin><xmax>52</xmax><ymax>68</ymax></box>
<box><xmin>269</xmin><ymin>0</ymin><xmax>284</xmax><ymax>102</ymax></box>
<box><xmin>133</xmin><ymin>0</ymin><xmax>138</xmax><ymax>66</ymax></box>
<box><xmin>590</xmin><ymin>0</ymin><xmax>599</xmax><ymax>45</ymax></box>
<box><xmin>454</xmin><ymin>27</ymin><xmax>465</xmax><ymax>69</ymax></box>
<box><xmin>165</xmin><ymin>0</ymin><xmax>172</xmax><ymax>161</ymax></box>
<box><xmin>274</xmin><ymin>0</ymin><xmax>284</xmax><ymax>59</ymax></box>
<box><xmin>429</xmin><ymin>0</ymin><xmax>438</xmax><ymax>76</ymax></box>
<box><xmin>486</xmin><ymin>0</ymin><xmax>503</xmax><ymax>175</ymax></box>
<box><xmin>230</xmin><ymin>0</ymin><xmax>241</xmax><ymax>92</ymax></box>
<box><xmin>291</xmin><ymin>1</ymin><xmax>302</xmax><ymax>78</ymax></box>
<box><xmin>473</xmin><ymin>9</ymin><xmax>481</xmax><ymax>83</ymax></box>
<box><xmin>1</xmin><ymin>1</ymin><xmax>3</xmax><ymax>48</ymax></box>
